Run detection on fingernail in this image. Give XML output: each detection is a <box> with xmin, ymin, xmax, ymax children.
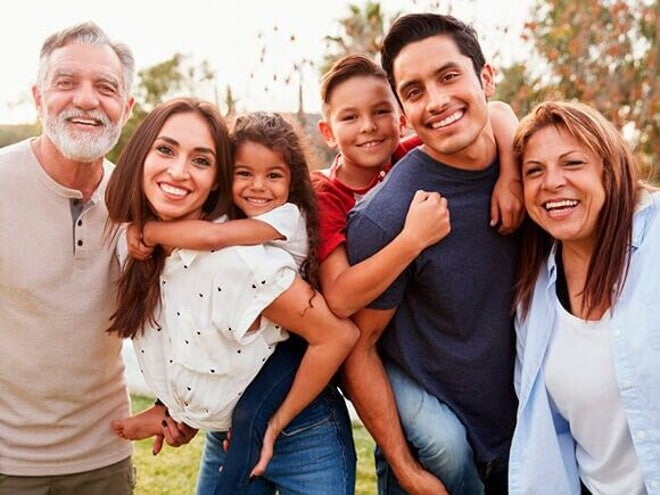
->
<box><xmin>162</xmin><ymin>420</ymin><xmax>167</xmax><ymax>427</ymax></box>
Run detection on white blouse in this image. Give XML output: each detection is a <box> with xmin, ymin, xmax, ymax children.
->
<box><xmin>133</xmin><ymin>239</ymin><xmax>297</xmax><ymax>431</ymax></box>
<box><xmin>254</xmin><ymin>202</ymin><xmax>308</xmax><ymax>270</ymax></box>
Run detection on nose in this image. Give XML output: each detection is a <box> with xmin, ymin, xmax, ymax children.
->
<box><xmin>426</xmin><ymin>85</ymin><xmax>450</xmax><ymax>114</ymax></box>
<box><xmin>71</xmin><ymin>82</ymin><xmax>100</xmax><ymax>110</ymax></box>
<box><xmin>542</xmin><ymin>165</ymin><xmax>566</xmax><ymax>190</ymax></box>
<box><xmin>250</xmin><ymin>175</ymin><xmax>265</xmax><ymax>190</ymax></box>
<box><xmin>360</xmin><ymin>115</ymin><xmax>377</xmax><ymax>133</ymax></box>
<box><xmin>167</xmin><ymin>158</ymin><xmax>189</xmax><ymax>180</ymax></box>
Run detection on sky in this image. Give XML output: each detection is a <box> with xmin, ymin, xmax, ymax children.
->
<box><xmin>0</xmin><ymin>0</ymin><xmax>534</xmax><ymax>124</ymax></box>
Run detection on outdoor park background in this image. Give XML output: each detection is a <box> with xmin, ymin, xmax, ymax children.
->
<box><xmin>0</xmin><ymin>0</ymin><xmax>657</xmax><ymax>181</ymax></box>
<box><xmin>1</xmin><ymin>0</ymin><xmax>656</xmax><ymax>493</ymax></box>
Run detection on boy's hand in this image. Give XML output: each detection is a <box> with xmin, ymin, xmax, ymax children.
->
<box><xmin>490</xmin><ymin>173</ymin><xmax>524</xmax><ymax>235</ymax></box>
<box><xmin>127</xmin><ymin>223</ymin><xmax>154</xmax><ymax>261</ymax></box>
<box><xmin>402</xmin><ymin>190</ymin><xmax>451</xmax><ymax>251</ymax></box>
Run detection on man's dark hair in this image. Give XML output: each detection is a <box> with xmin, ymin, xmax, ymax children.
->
<box><xmin>381</xmin><ymin>13</ymin><xmax>486</xmax><ymax>94</ymax></box>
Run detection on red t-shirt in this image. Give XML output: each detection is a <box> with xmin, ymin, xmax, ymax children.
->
<box><xmin>311</xmin><ymin>134</ymin><xmax>422</xmax><ymax>262</ymax></box>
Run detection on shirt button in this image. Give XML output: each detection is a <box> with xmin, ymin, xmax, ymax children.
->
<box><xmin>622</xmin><ymin>379</ymin><xmax>632</xmax><ymax>388</ymax></box>
<box><xmin>77</xmin><ymin>240</ymin><xmax>83</xmax><ymax>247</ymax></box>
<box><xmin>635</xmin><ymin>430</ymin><xmax>646</xmax><ymax>440</ymax></box>
<box><xmin>650</xmin><ymin>480</ymin><xmax>658</xmax><ymax>489</ymax></box>
<box><xmin>612</xmin><ymin>328</ymin><xmax>622</xmax><ymax>338</ymax></box>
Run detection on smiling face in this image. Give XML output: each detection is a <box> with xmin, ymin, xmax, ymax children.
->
<box><xmin>232</xmin><ymin>140</ymin><xmax>292</xmax><ymax>217</ymax></box>
<box><xmin>318</xmin><ymin>75</ymin><xmax>406</xmax><ymax>172</ymax></box>
<box><xmin>392</xmin><ymin>34</ymin><xmax>494</xmax><ymax>166</ymax></box>
<box><xmin>34</xmin><ymin>43</ymin><xmax>133</xmax><ymax>162</ymax></box>
<box><xmin>142</xmin><ymin>111</ymin><xmax>218</xmax><ymax>222</ymax></box>
<box><xmin>522</xmin><ymin>125</ymin><xmax>606</xmax><ymax>255</ymax></box>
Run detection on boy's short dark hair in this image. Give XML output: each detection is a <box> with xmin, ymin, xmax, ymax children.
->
<box><xmin>381</xmin><ymin>13</ymin><xmax>486</xmax><ymax>95</ymax></box>
<box><xmin>320</xmin><ymin>54</ymin><xmax>388</xmax><ymax>117</ymax></box>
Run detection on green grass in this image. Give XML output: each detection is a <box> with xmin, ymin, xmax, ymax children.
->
<box><xmin>130</xmin><ymin>395</ymin><xmax>376</xmax><ymax>494</ymax></box>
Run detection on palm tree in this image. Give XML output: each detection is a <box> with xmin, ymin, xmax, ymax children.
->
<box><xmin>320</xmin><ymin>1</ymin><xmax>392</xmax><ymax>75</ymax></box>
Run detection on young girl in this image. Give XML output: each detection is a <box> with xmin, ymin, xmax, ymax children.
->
<box><xmin>127</xmin><ymin>111</ymin><xmax>319</xmax><ymax>287</ymax></box>
<box><xmin>106</xmin><ymin>101</ymin><xmax>359</xmax><ymax>495</ymax></box>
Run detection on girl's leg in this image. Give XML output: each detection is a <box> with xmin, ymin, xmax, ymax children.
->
<box><xmin>261</xmin><ymin>386</ymin><xmax>357</xmax><ymax>495</ymax></box>
<box><xmin>196</xmin><ymin>430</ymin><xmax>276</xmax><ymax>495</ymax></box>
<box><xmin>213</xmin><ymin>336</ymin><xmax>307</xmax><ymax>495</ymax></box>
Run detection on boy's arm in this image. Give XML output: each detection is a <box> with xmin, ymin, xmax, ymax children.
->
<box><xmin>143</xmin><ymin>218</ymin><xmax>283</xmax><ymax>251</ymax></box>
<box><xmin>488</xmin><ymin>100</ymin><xmax>524</xmax><ymax>234</ymax></box>
<box><xmin>342</xmin><ymin>308</ymin><xmax>449</xmax><ymax>495</ymax></box>
<box><xmin>320</xmin><ymin>190</ymin><xmax>450</xmax><ymax>318</ymax></box>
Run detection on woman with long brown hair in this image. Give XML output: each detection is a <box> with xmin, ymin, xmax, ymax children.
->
<box><xmin>105</xmin><ymin>97</ymin><xmax>359</xmax><ymax>494</ymax></box>
<box><xmin>509</xmin><ymin>100</ymin><xmax>659</xmax><ymax>494</ymax></box>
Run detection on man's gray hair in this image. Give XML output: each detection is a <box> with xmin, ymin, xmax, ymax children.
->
<box><xmin>37</xmin><ymin>21</ymin><xmax>135</xmax><ymax>98</ymax></box>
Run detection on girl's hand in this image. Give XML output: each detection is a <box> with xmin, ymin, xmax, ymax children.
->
<box><xmin>490</xmin><ymin>174</ymin><xmax>524</xmax><ymax>235</ymax></box>
<box><xmin>127</xmin><ymin>223</ymin><xmax>154</xmax><ymax>261</ymax></box>
<box><xmin>159</xmin><ymin>415</ymin><xmax>198</xmax><ymax>449</ymax></box>
<box><xmin>249</xmin><ymin>418</ymin><xmax>282</xmax><ymax>478</ymax></box>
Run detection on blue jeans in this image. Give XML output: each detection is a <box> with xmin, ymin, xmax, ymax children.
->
<box><xmin>197</xmin><ymin>385</ymin><xmax>356</xmax><ymax>495</ymax></box>
<box><xmin>377</xmin><ymin>360</ymin><xmax>486</xmax><ymax>495</ymax></box>
<box><xmin>197</xmin><ymin>335</ymin><xmax>355</xmax><ymax>495</ymax></box>
<box><xmin>204</xmin><ymin>336</ymin><xmax>307</xmax><ymax>495</ymax></box>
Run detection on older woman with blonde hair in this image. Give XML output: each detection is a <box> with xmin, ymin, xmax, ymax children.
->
<box><xmin>508</xmin><ymin>100</ymin><xmax>659</xmax><ymax>494</ymax></box>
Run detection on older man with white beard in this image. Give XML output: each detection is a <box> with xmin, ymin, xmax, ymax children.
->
<box><xmin>0</xmin><ymin>22</ymin><xmax>137</xmax><ymax>494</ymax></box>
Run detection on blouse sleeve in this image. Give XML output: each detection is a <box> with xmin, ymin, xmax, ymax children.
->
<box><xmin>210</xmin><ymin>244</ymin><xmax>297</xmax><ymax>343</ymax></box>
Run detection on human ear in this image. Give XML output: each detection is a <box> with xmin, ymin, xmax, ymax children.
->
<box><xmin>480</xmin><ymin>64</ymin><xmax>495</xmax><ymax>98</ymax></box>
<box><xmin>398</xmin><ymin>113</ymin><xmax>408</xmax><ymax>138</ymax></box>
<box><xmin>31</xmin><ymin>85</ymin><xmax>43</xmax><ymax>116</ymax></box>
<box><xmin>317</xmin><ymin>119</ymin><xmax>338</xmax><ymax>150</ymax></box>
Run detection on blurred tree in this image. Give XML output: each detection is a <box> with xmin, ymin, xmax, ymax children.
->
<box><xmin>108</xmin><ymin>53</ymin><xmax>216</xmax><ymax>162</ymax></box>
<box><xmin>495</xmin><ymin>0</ymin><xmax>657</xmax><ymax>181</ymax></box>
<box><xmin>224</xmin><ymin>85</ymin><xmax>238</xmax><ymax>117</ymax></box>
<box><xmin>0</xmin><ymin>123</ymin><xmax>40</xmax><ymax>148</ymax></box>
<box><xmin>320</xmin><ymin>1</ymin><xmax>390</xmax><ymax>74</ymax></box>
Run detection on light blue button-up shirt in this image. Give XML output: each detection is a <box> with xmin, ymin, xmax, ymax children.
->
<box><xmin>509</xmin><ymin>190</ymin><xmax>660</xmax><ymax>495</ymax></box>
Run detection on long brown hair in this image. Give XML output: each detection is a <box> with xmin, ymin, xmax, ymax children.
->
<box><xmin>229</xmin><ymin>111</ymin><xmax>321</xmax><ymax>290</ymax></box>
<box><xmin>513</xmin><ymin>100</ymin><xmax>639</xmax><ymax>319</ymax></box>
<box><xmin>105</xmin><ymin>97</ymin><xmax>232</xmax><ymax>338</ymax></box>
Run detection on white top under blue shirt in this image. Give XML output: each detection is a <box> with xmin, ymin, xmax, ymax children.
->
<box><xmin>130</xmin><ymin>215</ymin><xmax>298</xmax><ymax>431</ymax></box>
<box><xmin>509</xmin><ymin>190</ymin><xmax>660</xmax><ymax>495</ymax></box>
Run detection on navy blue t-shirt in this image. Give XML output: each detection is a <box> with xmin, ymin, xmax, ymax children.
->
<box><xmin>346</xmin><ymin>147</ymin><xmax>519</xmax><ymax>462</ymax></box>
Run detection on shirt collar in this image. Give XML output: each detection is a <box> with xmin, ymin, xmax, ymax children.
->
<box><xmin>631</xmin><ymin>187</ymin><xmax>654</xmax><ymax>250</ymax></box>
<box><xmin>164</xmin><ymin>249</ymin><xmax>201</xmax><ymax>275</ymax></box>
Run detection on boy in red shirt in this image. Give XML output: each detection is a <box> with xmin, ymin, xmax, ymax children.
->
<box><xmin>313</xmin><ymin>53</ymin><xmax>522</xmax><ymax>319</ymax></box>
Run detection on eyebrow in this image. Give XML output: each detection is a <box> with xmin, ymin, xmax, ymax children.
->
<box><xmin>155</xmin><ymin>136</ymin><xmax>216</xmax><ymax>156</ymax></box>
<box><xmin>523</xmin><ymin>149</ymin><xmax>583</xmax><ymax>165</ymax></box>
<box><xmin>397</xmin><ymin>61</ymin><xmax>460</xmax><ymax>95</ymax></box>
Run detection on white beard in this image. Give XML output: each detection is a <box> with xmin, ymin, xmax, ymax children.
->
<box><xmin>44</xmin><ymin>107</ymin><xmax>123</xmax><ymax>162</ymax></box>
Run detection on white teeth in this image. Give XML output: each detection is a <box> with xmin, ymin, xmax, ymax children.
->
<box><xmin>70</xmin><ymin>118</ymin><xmax>98</xmax><ymax>125</ymax></box>
<box><xmin>431</xmin><ymin>110</ymin><xmax>463</xmax><ymax>129</ymax></box>
<box><xmin>544</xmin><ymin>199</ymin><xmax>578</xmax><ymax>211</ymax></box>
<box><xmin>246</xmin><ymin>198</ymin><xmax>269</xmax><ymax>204</ymax></box>
<box><xmin>358</xmin><ymin>140</ymin><xmax>381</xmax><ymax>148</ymax></box>
<box><xmin>160</xmin><ymin>183</ymin><xmax>187</xmax><ymax>196</ymax></box>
